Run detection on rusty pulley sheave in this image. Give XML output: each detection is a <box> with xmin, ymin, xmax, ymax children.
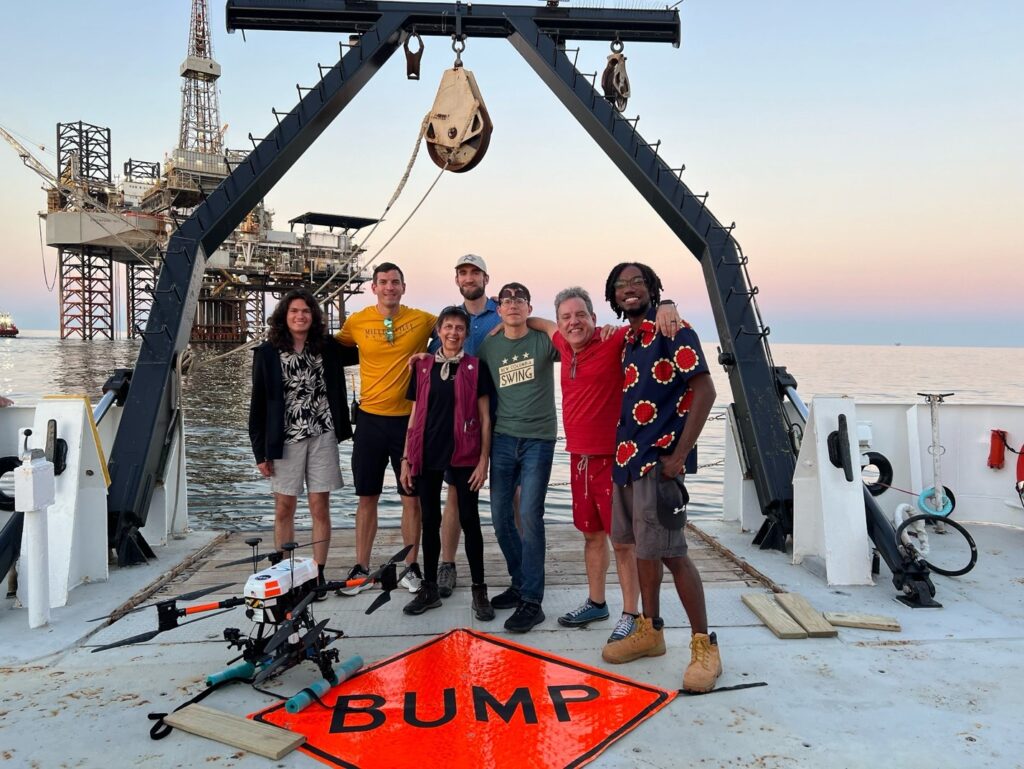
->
<box><xmin>601</xmin><ymin>40</ymin><xmax>630</xmax><ymax>113</ymax></box>
<box><xmin>425</xmin><ymin>37</ymin><xmax>493</xmax><ymax>173</ymax></box>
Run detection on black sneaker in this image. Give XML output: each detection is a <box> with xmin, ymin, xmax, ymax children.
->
<box><xmin>504</xmin><ymin>601</ymin><xmax>545</xmax><ymax>633</ymax></box>
<box><xmin>471</xmin><ymin>584</ymin><xmax>495</xmax><ymax>621</ymax></box>
<box><xmin>337</xmin><ymin>564</ymin><xmax>370</xmax><ymax>596</ymax></box>
<box><xmin>490</xmin><ymin>586</ymin><xmax>521</xmax><ymax>610</ymax></box>
<box><xmin>313</xmin><ymin>573</ymin><xmax>328</xmax><ymax>602</ymax></box>
<box><xmin>403</xmin><ymin>581</ymin><xmax>442</xmax><ymax>615</ymax></box>
<box><xmin>437</xmin><ymin>561</ymin><xmax>457</xmax><ymax>598</ymax></box>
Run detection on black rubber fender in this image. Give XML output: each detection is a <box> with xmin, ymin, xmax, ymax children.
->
<box><xmin>863</xmin><ymin>451</ymin><xmax>894</xmax><ymax>497</ymax></box>
<box><xmin>0</xmin><ymin>455</ymin><xmax>20</xmax><ymax>512</ymax></box>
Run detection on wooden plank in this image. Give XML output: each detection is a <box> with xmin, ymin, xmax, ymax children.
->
<box><xmin>741</xmin><ymin>593</ymin><xmax>807</xmax><ymax>639</ymax></box>
<box><xmin>163</xmin><ymin>703</ymin><xmax>305</xmax><ymax>759</ymax></box>
<box><xmin>824</xmin><ymin>612</ymin><xmax>901</xmax><ymax>632</ymax></box>
<box><xmin>776</xmin><ymin>593</ymin><xmax>838</xmax><ymax>638</ymax></box>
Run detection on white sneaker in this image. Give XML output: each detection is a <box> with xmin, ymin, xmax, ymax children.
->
<box><xmin>399</xmin><ymin>562</ymin><xmax>423</xmax><ymax>593</ymax></box>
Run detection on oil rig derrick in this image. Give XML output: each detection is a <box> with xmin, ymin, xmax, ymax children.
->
<box><xmin>28</xmin><ymin>0</ymin><xmax>370</xmax><ymax>342</ymax></box>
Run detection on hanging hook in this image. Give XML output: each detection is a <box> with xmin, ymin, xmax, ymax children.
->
<box><xmin>452</xmin><ymin>35</ymin><xmax>466</xmax><ymax>68</ymax></box>
<box><xmin>404</xmin><ymin>30</ymin><xmax>424</xmax><ymax>80</ymax></box>
<box><xmin>611</xmin><ymin>36</ymin><xmax>624</xmax><ymax>54</ymax></box>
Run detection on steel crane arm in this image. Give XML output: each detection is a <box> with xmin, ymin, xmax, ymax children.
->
<box><xmin>104</xmin><ymin>11</ymin><xmax>410</xmax><ymax>565</ymax></box>
<box><xmin>107</xmin><ymin>0</ymin><xmax>796</xmax><ymax>565</ymax></box>
<box><xmin>0</xmin><ymin>125</ymin><xmax>58</xmax><ymax>186</ymax></box>
<box><xmin>225</xmin><ymin>0</ymin><xmax>681</xmax><ymax>44</ymax></box>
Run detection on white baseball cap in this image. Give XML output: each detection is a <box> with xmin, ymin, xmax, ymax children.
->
<box><xmin>454</xmin><ymin>253</ymin><xmax>488</xmax><ymax>274</ymax></box>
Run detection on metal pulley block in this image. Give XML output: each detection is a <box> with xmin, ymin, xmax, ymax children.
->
<box><xmin>425</xmin><ymin>66</ymin><xmax>493</xmax><ymax>173</ymax></box>
<box><xmin>601</xmin><ymin>50</ymin><xmax>630</xmax><ymax>112</ymax></box>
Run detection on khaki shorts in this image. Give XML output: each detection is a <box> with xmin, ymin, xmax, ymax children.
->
<box><xmin>611</xmin><ymin>470</ymin><xmax>688</xmax><ymax>560</ymax></box>
<box><xmin>271</xmin><ymin>431</ymin><xmax>343</xmax><ymax>497</ymax></box>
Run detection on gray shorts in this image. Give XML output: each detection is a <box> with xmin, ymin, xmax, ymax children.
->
<box><xmin>611</xmin><ymin>471</ymin><xmax>688</xmax><ymax>560</ymax></box>
<box><xmin>270</xmin><ymin>431</ymin><xmax>343</xmax><ymax>497</ymax></box>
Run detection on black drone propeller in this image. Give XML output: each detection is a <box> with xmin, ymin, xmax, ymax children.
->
<box><xmin>87</xmin><ymin>582</ymin><xmax>235</xmax><ymax>623</ymax></box>
<box><xmin>91</xmin><ymin>608</ymin><xmax>237</xmax><ymax>653</ymax></box>
<box><xmin>216</xmin><ymin>537</ymin><xmax>330</xmax><ymax>569</ymax></box>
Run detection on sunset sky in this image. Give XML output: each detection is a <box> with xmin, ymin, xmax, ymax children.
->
<box><xmin>0</xmin><ymin>1</ymin><xmax>1020</xmax><ymax>346</ymax></box>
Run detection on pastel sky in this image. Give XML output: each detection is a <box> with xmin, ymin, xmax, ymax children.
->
<box><xmin>0</xmin><ymin>1</ymin><xmax>1020</xmax><ymax>346</ymax></box>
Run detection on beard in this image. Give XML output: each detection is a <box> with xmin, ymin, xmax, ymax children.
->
<box><xmin>623</xmin><ymin>299</ymin><xmax>650</xmax><ymax>318</ymax></box>
<box><xmin>460</xmin><ymin>285</ymin><xmax>485</xmax><ymax>301</ymax></box>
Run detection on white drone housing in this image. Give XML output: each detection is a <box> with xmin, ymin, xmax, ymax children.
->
<box><xmin>243</xmin><ymin>556</ymin><xmax>318</xmax><ymax>602</ymax></box>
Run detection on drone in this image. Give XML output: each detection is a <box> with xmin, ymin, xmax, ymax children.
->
<box><xmin>90</xmin><ymin>538</ymin><xmax>413</xmax><ymax>711</ymax></box>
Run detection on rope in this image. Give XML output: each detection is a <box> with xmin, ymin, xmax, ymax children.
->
<box><xmin>313</xmin><ymin>115</ymin><xmax>437</xmax><ymax>301</ymax></box>
<box><xmin>998</xmin><ymin>432</ymin><xmax>1022</xmax><ymax>455</ymax></box>
<box><xmin>37</xmin><ymin>217</ymin><xmax>56</xmax><ymax>292</ymax></box>
<box><xmin>194</xmin><ymin>113</ymin><xmax>449</xmax><ymax>370</ymax></box>
<box><xmin>322</xmin><ymin>162</ymin><xmax>447</xmax><ymax>306</ymax></box>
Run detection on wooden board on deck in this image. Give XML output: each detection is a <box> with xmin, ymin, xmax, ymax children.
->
<box><xmin>741</xmin><ymin>593</ymin><xmax>807</xmax><ymax>639</ymax></box>
<box><xmin>163</xmin><ymin>703</ymin><xmax>305</xmax><ymax>759</ymax></box>
<box><xmin>776</xmin><ymin>592</ymin><xmax>838</xmax><ymax>637</ymax></box>
<box><xmin>824</xmin><ymin>612</ymin><xmax>901</xmax><ymax>632</ymax></box>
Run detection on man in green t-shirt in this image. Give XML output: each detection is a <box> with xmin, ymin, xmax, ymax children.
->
<box><xmin>476</xmin><ymin>282</ymin><xmax>559</xmax><ymax>633</ymax></box>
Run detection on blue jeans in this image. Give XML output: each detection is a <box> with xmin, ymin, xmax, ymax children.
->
<box><xmin>489</xmin><ymin>433</ymin><xmax>555</xmax><ymax>605</ymax></box>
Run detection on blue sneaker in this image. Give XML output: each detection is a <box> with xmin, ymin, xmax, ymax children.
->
<box><xmin>558</xmin><ymin>598</ymin><xmax>610</xmax><ymax>628</ymax></box>
<box><xmin>607</xmin><ymin>612</ymin><xmax>638</xmax><ymax>643</ymax></box>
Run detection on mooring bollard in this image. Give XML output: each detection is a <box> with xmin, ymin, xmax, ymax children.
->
<box><xmin>14</xmin><ymin>430</ymin><xmax>56</xmax><ymax>629</ymax></box>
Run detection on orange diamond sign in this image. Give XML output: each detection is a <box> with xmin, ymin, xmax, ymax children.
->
<box><xmin>254</xmin><ymin>628</ymin><xmax>676</xmax><ymax>769</ymax></box>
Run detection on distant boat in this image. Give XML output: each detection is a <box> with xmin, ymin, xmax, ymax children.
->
<box><xmin>0</xmin><ymin>312</ymin><xmax>19</xmax><ymax>338</ymax></box>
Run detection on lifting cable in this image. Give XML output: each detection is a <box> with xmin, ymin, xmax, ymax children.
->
<box><xmin>186</xmin><ymin>104</ymin><xmax>454</xmax><ymax>372</ymax></box>
<box><xmin>37</xmin><ymin>217</ymin><xmax>56</xmax><ymax>292</ymax></box>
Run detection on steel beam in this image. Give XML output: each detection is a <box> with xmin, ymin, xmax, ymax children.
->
<box><xmin>506</xmin><ymin>15</ymin><xmax>797</xmax><ymax>535</ymax></box>
<box><xmin>225</xmin><ymin>0</ymin><xmax>680</xmax><ymax>44</ymax></box>
<box><xmin>104</xmin><ymin>10</ymin><xmax>409</xmax><ymax>564</ymax></box>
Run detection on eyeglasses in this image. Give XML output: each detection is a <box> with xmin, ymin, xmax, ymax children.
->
<box><xmin>613</xmin><ymin>276</ymin><xmax>646</xmax><ymax>290</ymax></box>
<box><xmin>499</xmin><ymin>296</ymin><xmax>528</xmax><ymax>307</ymax></box>
<box><xmin>383</xmin><ymin>317</ymin><xmax>395</xmax><ymax>344</ymax></box>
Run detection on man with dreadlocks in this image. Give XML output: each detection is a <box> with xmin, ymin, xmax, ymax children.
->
<box><xmin>601</xmin><ymin>262</ymin><xmax>722</xmax><ymax>693</ymax></box>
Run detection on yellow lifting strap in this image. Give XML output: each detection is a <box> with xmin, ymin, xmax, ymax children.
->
<box><xmin>425</xmin><ymin>66</ymin><xmax>493</xmax><ymax>173</ymax></box>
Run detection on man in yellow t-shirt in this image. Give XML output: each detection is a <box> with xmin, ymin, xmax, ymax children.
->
<box><xmin>335</xmin><ymin>262</ymin><xmax>437</xmax><ymax>594</ymax></box>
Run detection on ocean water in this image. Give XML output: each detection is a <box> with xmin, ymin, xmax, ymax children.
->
<box><xmin>2</xmin><ymin>330</ymin><xmax>1022</xmax><ymax>531</ymax></box>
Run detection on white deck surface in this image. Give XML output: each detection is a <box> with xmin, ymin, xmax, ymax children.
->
<box><xmin>1</xmin><ymin>522</ymin><xmax>1022</xmax><ymax>768</ymax></box>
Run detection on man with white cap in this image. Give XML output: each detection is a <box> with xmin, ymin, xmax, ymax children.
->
<box><xmin>430</xmin><ymin>254</ymin><xmax>502</xmax><ymax>597</ymax></box>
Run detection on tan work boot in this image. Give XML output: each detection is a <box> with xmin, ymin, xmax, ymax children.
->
<box><xmin>682</xmin><ymin>632</ymin><xmax>722</xmax><ymax>693</ymax></box>
<box><xmin>601</xmin><ymin>616</ymin><xmax>666</xmax><ymax>664</ymax></box>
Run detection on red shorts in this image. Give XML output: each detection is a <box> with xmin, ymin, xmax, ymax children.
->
<box><xmin>570</xmin><ymin>454</ymin><xmax>614</xmax><ymax>533</ymax></box>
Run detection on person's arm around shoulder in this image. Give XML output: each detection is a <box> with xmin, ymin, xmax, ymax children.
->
<box><xmin>654</xmin><ymin>301</ymin><xmax>682</xmax><ymax>337</ymax></box>
<box><xmin>525</xmin><ymin>316</ymin><xmax>556</xmax><ymax>339</ymax></box>
<box><xmin>336</xmin><ymin>314</ymin><xmax>356</xmax><ymax>346</ymax></box>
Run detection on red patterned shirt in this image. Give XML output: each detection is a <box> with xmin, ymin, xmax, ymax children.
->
<box><xmin>613</xmin><ymin>307</ymin><xmax>709</xmax><ymax>485</ymax></box>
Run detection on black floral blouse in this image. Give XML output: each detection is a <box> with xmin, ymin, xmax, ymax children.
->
<box><xmin>280</xmin><ymin>348</ymin><xmax>334</xmax><ymax>443</ymax></box>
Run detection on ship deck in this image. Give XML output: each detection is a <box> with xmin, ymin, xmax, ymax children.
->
<box><xmin>1</xmin><ymin>519</ymin><xmax>1022</xmax><ymax>768</ymax></box>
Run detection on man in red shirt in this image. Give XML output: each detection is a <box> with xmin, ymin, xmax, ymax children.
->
<box><xmin>528</xmin><ymin>287</ymin><xmax>679</xmax><ymax>653</ymax></box>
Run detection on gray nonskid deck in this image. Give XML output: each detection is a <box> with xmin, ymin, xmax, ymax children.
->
<box><xmin>1</xmin><ymin>522</ymin><xmax>1021</xmax><ymax>768</ymax></box>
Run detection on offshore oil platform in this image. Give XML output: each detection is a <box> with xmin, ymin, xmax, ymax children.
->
<box><xmin>0</xmin><ymin>0</ymin><xmax>369</xmax><ymax>342</ymax></box>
